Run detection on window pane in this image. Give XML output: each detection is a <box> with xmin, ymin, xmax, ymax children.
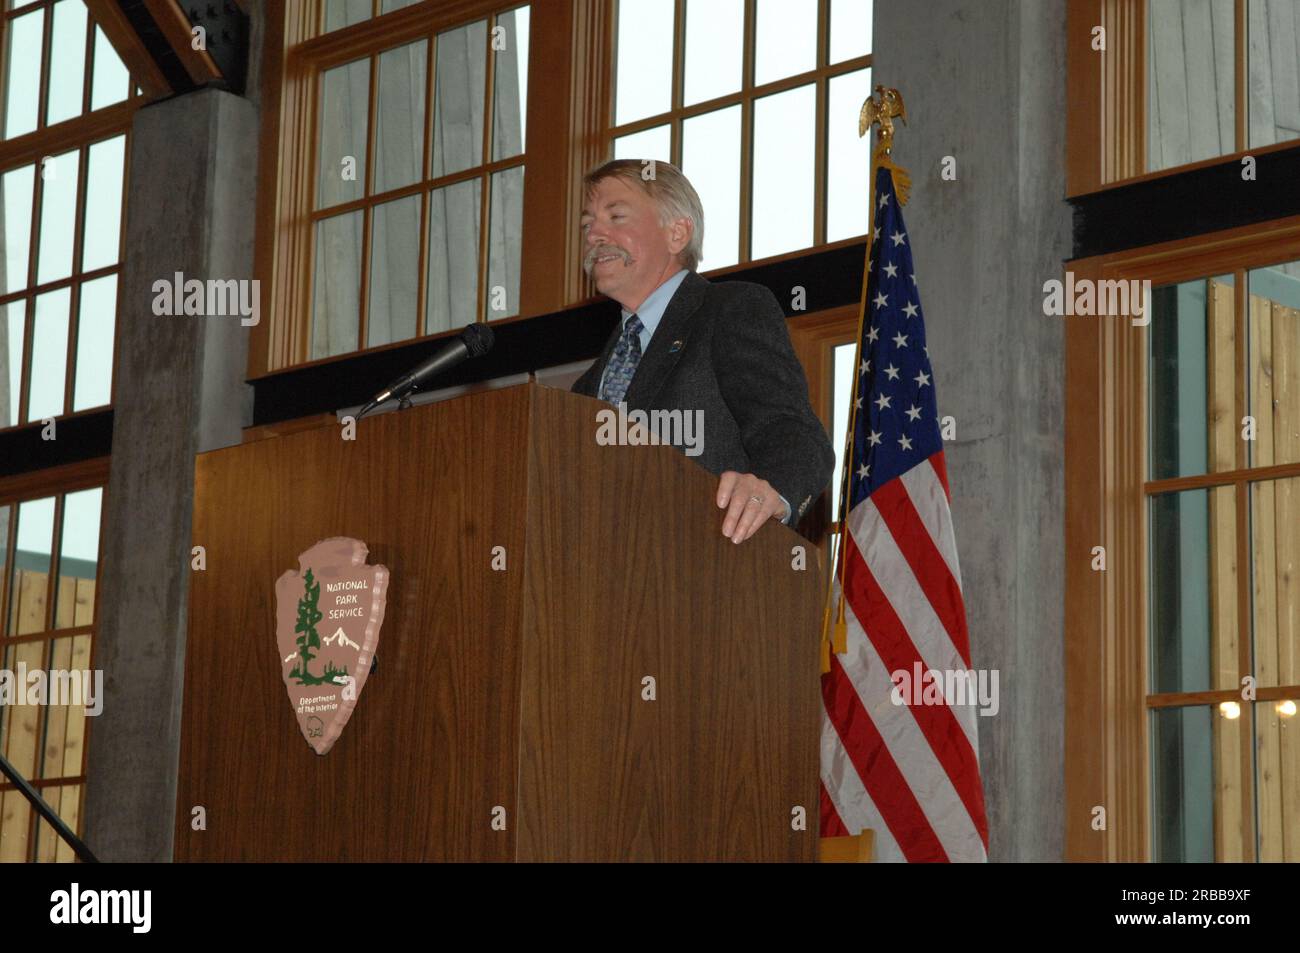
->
<box><xmin>73</xmin><ymin>274</ymin><xmax>115</xmax><ymax>411</ymax></box>
<box><xmin>368</xmin><ymin>194</ymin><xmax>420</xmax><ymax>347</ymax></box>
<box><xmin>755</xmin><ymin>0</ymin><xmax>817</xmax><ymax>86</ymax></box>
<box><xmin>1149</xmin><ymin>486</ymin><xmax>1238</xmax><ymax>695</ymax></box>
<box><xmin>1256</xmin><ymin>695</ymin><xmax>1300</xmax><ymax>861</ymax></box>
<box><xmin>46</xmin><ymin>0</ymin><xmax>88</xmax><ymax>127</ymax></box>
<box><xmin>827</xmin><ymin>67</ymin><xmax>873</xmax><ymax>243</ymax></box>
<box><xmin>36</xmin><ymin>149</ymin><xmax>81</xmax><ymax>286</ymax></box>
<box><xmin>63</xmin><ymin>638</ymin><xmax>92</xmax><ymax>779</ymax></box>
<box><xmin>1148</xmin><ymin>274</ymin><xmax>1235</xmax><ymax>480</ymax></box>
<box><xmin>0</xmin><ymin>786</ymin><xmax>33</xmax><ymax>861</ymax></box>
<box><xmin>682</xmin><ymin>105</ymin><xmax>740</xmax><ymax>270</ymax></box>
<box><xmin>324</xmin><ymin>0</ymin><xmax>372</xmax><ymax>33</ymax></box>
<box><xmin>486</xmin><ymin>165</ymin><xmax>524</xmax><ymax>319</ymax></box>
<box><xmin>90</xmin><ymin>25</ymin><xmax>131</xmax><ymax>111</ymax></box>
<box><xmin>2</xmin><ymin>301</ymin><xmax>24</xmax><ymax>426</ymax></box>
<box><xmin>28</xmin><ymin>288</ymin><xmax>70</xmax><ymax>421</ymax></box>
<box><xmin>1251</xmin><ymin>476</ymin><xmax>1300</xmax><ymax>690</ymax></box>
<box><xmin>9</xmin><ymin>496</ymin><xmax>55</xmax><ymax>635</ymax></box>
<box><xmin>684</xmin><ymin>0</ymin><xmax>742</xmax><ymax>106</ymax></box>
<box><xmin>1248</xmin><ymin>0</ymin><xmax>1300</xmax><ymax>149</ymax></box>
<box><xmin>827</xmin><ymin>530</ymin><xmax>843</xmax><ymax>583</ymax></box>
<box><xmin>1</xmin><ymin>641</ymin><xmax>44</xmax><ymax>792</ymax></box>
<box><xmin>5</xmin><ymin>687</ymin><xmax>91</xmax><ymax>856</ymax></box>
<box><xmin>2</xmin><ymin>164</ymin><xmax>35</xmax><ymax>293</ymax></box>
<box><xmin>1147</xmin><ymin>0</ymin><xmax>1235</xmax><ymax>172</ymax></box>
<box><xmin>615</xmin><ymin>0</ymin><xmax>674</xmax><ymax>124</ymax></box>
<box><xmin>317</xmin><ymin>58</ymin><xmax>369</xmax><ymax>209</ymax></box>
<box><xmin>31</xmin><ymin>782</ymin><xmax>85</xmax><ymax>861</ymax></box>
<box><xmin>492</xmin><ymin>6</ymin><xmax>530</xmax><ymax>161</ymax></box>
<box><xmin>374</xmin><ymin>40</ymin><xmax>426</xmax><ymax>194</ymax></box>
<box><xmin>381</xmin><ymin>0</ymin><xmax>419</xmax><ymax>11</ymax></box>
<box><xmin>4</xmin><ymin>9</ymin><xmax>44</xmax><ymax>139</ymax></box>
<box><xmin>312</xmin><ymin>210</ymin><xmax>363</xmax><ymax>359</ymax></box>
<box><xmin>830</xmin><ymin>0</ymin><xmax>873</xmax><ymax>63</ymax></box>
<box><xmin>55</xmin><ymin>488</ymin><xmax>101</xmax><ymax>629</ymax></box>
<box><xmin>433</xmin><ymin>20</ymin><xmax>487</xmax><ymax>177</ymax></box>
<box><xmin>1247</xmin><ymin>260</ymin><xmax>1300</xmax><ymax>468</ymax></box>
<box><xmin>751</xmin><ymin>84</ymin><xmax>815</xmax><ymax>260</ymax></box>
<box><xmin>82</xmin><ymin>135</ymin><xmax>125</xmax><ymax>272</ymax></box>
<box><xmin>1150</xmin><ymin>704</ymin><xmax>1235</xmax><ymax>862</ymax></box>
<box><xmin>614</xmin><ymin>124</ymin><xmax>670</xmax><ymax>161</ymax></box>
<box><xmin>831</xmin><ymin>342</ymin><xmax>857</xmax><ymax>522</ymax></box>
<box><xmin>426</xmin><ymin>178</ymin><xmax>481</xmax><ymax>334</ymax></box>
<box><xmin>0</xmin><ymin>503</ymin><xmax>7</xmax><ymax>600</ymax></box>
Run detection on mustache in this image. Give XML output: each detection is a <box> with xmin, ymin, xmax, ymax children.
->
<box><xmin>584</xmin><ymin>245</ymin><xmax>630</xmax><ymax>272</ymax></box>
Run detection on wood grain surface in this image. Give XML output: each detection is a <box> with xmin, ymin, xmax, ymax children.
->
<box><xmin>175</xmin><ymin>383</ymin><xmax>820</xmax><ymax>861</ymax></box>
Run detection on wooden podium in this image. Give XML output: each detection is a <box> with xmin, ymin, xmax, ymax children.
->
<box><xmin>174</xmin><ymin>383</ymin><xmax>821</xmax><ymax>861</ymax></box>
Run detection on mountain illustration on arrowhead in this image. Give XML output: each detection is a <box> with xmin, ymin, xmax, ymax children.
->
<box><xmin>322</xmin><ymin>627</ymin><xmax>361</xmax><ymax>650</ymax></box>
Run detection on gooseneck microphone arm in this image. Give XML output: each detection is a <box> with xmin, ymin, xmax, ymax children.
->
<box><xmin>355</xmin><ymin>323</ymin><xmax>496</xmax><ymax>420</ymax></box>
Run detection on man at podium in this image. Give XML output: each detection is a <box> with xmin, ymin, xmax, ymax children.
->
<box><xmin>573</xmin><ymin>159</ymin><xmax>835</xmax><ymax>545</ymax></box>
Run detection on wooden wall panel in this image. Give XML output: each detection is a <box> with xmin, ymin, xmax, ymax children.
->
<box><xmin>1253</xmin><ymin>296</ymin><xmax>1300</xmax><ymax>860</ymax></box>
<box><xmin>0</xmin><ymin>790</ymin><xmax>27</xmax><ymax>861</ymax></box>
<box><xmin>1266</xmin><ymin>304</ymin><xmax>1299</xmax><ymax>687</ymax></box>
<box><xmin>1207</xmin><ymin>282</ymin><xmax>1244</xmax><ymax>861</ymax></box>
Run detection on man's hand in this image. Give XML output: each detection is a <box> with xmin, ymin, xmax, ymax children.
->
<box><xmin>716</xmin><ymin>471</ymin><xmax>787</xmax><ymax>544</ymax></box>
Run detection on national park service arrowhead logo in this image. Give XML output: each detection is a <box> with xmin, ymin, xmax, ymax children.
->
<box><xmin>275</xmin><ymin>537</ymin><xmax>389</xmax><ymax>755</ymax></box>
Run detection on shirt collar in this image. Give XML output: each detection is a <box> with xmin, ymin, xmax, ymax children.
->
<box><xmin>622</xmin><ymin>269</ymin><xmax>691</xmax><ymax>341</ymax></box>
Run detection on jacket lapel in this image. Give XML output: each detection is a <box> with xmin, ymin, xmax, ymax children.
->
<box><xmin>624</xmin><ymin>271</ymin><xmax>708</xmax><ymax>409</ymax></box>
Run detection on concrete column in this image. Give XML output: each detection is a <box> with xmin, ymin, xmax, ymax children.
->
<box><xmin>872</xmin><ymin>0</ymin><xmax>1071</xmax><ymax>860</ymax></box>
<box><xmin>84</xmin><ymin>87</ymin><xmax>259</xmax><ymax>861</ymax></box>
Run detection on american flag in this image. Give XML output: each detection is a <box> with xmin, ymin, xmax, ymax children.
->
<box><xmin>819</xmin><ymin>165</ymin><xmax>990</xmax><ymax>862</ymax></box>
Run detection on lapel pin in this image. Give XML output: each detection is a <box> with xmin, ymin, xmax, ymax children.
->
<box><xmin>669</xmin><ymin>339</ymin><xmax>684</xmax><ymax>353</ymax></box>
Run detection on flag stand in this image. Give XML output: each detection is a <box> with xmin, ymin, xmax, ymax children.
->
<box><xmin>819</xmin><ymin>829</ymin><xmax>875</xmax><ymax>863</ymax></box>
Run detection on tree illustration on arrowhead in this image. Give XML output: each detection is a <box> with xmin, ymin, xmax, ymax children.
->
<box><xmin>291</xmin><ymin>568</ymin><xmax>324</xmax><ymax>685</ymax></box>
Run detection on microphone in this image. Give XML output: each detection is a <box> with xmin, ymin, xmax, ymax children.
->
<box><xmin>356</xmin><ymin>323</ymin><xmax>495</xmax><ymax>419</ymax></box>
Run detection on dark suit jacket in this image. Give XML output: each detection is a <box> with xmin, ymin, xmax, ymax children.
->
<box><xmin>571</xmin><ymin>270</ymin><xmax>835</xmax><ymax>524</ymax></box>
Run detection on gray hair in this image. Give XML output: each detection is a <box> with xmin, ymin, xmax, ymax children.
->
<box><xmin>582</xmin><ymin>159</ymin><xmax>705</xmax><ymax>271</ymax></box>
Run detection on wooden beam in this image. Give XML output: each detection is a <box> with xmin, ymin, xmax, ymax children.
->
<box><xmin>0</xmin><ymin>457</ymin><xmax>110</xmax><ymax>507</ymax></box>
<box><xmin>84</xmin><ymin>0</ymin><xmax>172</xmax><ymax>99</ymax></box>
<box><xmin>1064</xmin><ymin>253</ymin><xmax>1149</xmax><ymax>861</ymax></box>
<box><xmin>1066</xmin><ymin>0</ymin><xmax>1146</xmax><ymax>196</ymax></box>
<box><xmin>141</xmin><ymin>0</ymin><xmax>223</xmax><ymax>87</ymax></box>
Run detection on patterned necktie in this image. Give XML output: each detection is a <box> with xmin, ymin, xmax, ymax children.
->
<box><xmin>600</xmin><ymin>313</ymin><xmax>643</xmax><ymax>405</ymax></box>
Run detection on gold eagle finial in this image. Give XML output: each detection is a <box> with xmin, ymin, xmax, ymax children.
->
<box><xmin>858</xmin><ymin>85</ymin><xmax>907</xmax><ymax>149</ymax></box>
<box><xmin>858</xmin><ymin>86</ymin><xmax>911</xmax><ymax>204</ymax></box>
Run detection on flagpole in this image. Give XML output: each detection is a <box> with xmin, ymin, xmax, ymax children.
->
<box><xmin>820</xmin><ymin>86</ymin><xmax>910</xmax><ymax>673</ymax></box>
